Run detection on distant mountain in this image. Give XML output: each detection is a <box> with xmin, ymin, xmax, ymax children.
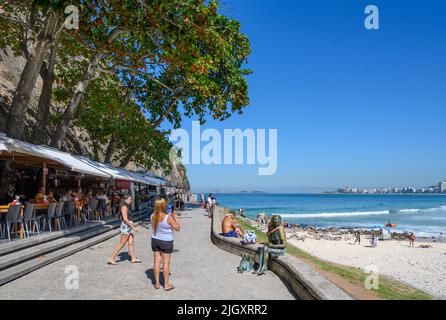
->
<box><xmin>251</xmin><ymin>191</ymin><xmax>267</xmax><ymax>194</ymax></box>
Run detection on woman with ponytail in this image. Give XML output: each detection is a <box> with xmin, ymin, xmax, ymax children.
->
<box><xmin>151</xmin><ymin>198</ymin><xmax>180</xmax><ymax>291</ymax></box>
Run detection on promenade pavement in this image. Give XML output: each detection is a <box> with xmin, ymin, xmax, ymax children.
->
<box><xmin>0</xmin><ymin>207</ymin><xmax>295</xmax><ymax>300</ymax></box>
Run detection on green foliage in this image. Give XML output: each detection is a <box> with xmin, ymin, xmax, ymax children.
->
<box><xmin>1</xmin><ymin>0</ymin><xmax>252</xmax><ymax>171</ymax></box>
<box><xmin>77</xmin><ymin>75</ymin><xmax>175</xmax><ymax>171</ymax></box>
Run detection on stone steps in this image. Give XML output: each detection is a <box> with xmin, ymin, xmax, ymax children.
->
<box><xmin>0</xmin><ymin>212</ymin><xmax>148</xmax><ymax>287</ymax></box>
<box><xmin>0</xmin><ymin>222</ymin><xmax>119</xmax><ymax>272</ymax></box>
<box><xmin>0</xmin><ymin>227</ymin><xmax>120</xmax><ymax>286</ymax></box>
<box><xmin>0</xmin><ymin>220</ymin><xmax>112</xmax><ymax>257</ymax></box>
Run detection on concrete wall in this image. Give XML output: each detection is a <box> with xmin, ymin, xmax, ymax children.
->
<box><xmin>210</xmin><ymin>209</ymin><xmax>353</xmax><ymax>300</ymax></box>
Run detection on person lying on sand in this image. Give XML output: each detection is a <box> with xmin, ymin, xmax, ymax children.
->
<box><xmin>221</xmin><ymin>213</ymin><xmax>244</xmax><ymax>238</ymax></box>
<box><xmin>419</xmin><ymin>244</ymin><xmax>433</xmax><ymax>249</ymax></box>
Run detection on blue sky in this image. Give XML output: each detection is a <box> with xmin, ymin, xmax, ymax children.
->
<box><xmin>180</xmin><ymin>0</ymin><xmax>446</xmax><ymax>193</ymax></box>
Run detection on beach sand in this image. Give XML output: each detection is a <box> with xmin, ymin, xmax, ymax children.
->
<box><xmin>288</xmin><ymin>234</ymin><xmax>446</xmax><ymax>299</ymax></box>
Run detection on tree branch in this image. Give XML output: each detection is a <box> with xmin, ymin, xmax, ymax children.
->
<box><xmin>152</xmin><ymin>95</ymin><xmax>181</xmax><ymax>129</ymax></box>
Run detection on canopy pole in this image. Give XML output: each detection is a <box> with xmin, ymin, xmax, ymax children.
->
<box><xmin>42</xmin><ymin>162</ymin><xmax>47</xmax><ymax>193</ymax></box>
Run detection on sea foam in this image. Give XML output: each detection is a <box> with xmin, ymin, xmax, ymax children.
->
<box><xmin>279</xmin><ymin>210</ymin><xmax>390</xmax><ymax>219</ymax></box>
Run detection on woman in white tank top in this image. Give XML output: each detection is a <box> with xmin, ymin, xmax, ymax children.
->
<box><xmin>151</xmin><ymin>198</ymin><xmax>180</xmax><ymax>291</ymax></box>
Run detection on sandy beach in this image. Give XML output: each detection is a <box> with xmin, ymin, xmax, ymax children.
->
<box><xmin>287</xmin><ymin>233</ymin><xmax>446</xmax><ymax>299</ymax></box>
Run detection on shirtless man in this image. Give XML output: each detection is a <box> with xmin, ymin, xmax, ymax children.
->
<box><xmin>221</xmin><ymin>213</ymin><xmax>243</xmax><ymax>238</ymax></box>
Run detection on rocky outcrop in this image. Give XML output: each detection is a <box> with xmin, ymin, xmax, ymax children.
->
<box><xmin>0</xmin><ymin>46</ymin><xmax>190</xmax><ymax>191</ymax></box>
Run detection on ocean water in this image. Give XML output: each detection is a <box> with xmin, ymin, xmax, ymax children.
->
<box><xmin>214</xmin><ymin>193</ymin><xmax>446</xmax><ymax>237</ymax></box>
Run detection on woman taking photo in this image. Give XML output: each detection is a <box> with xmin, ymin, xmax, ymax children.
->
<box><xmin>108</xmin><ymin>194</ymin><xmax>141</xmax><ymax>265</ymax></box>
<box><xmin>151</xmin><ymin>198</ymin><xmax>180</xmax><ymax>291</ymax></box>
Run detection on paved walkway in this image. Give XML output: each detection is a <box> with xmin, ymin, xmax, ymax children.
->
<box><xmin>0</xmin><ymin>208</ymin><xmax>294</xmax><ymax>299</ymax></box>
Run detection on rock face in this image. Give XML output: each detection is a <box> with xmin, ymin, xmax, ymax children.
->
<box><xmin>157</xmin><ymin>160</ymin><xmax>190</xmax><ymax>192</ymax></box>
<box><xmin>0</xmin><ymin>47</ymin><xmax>190</xmax><ymax>192</ymax></box>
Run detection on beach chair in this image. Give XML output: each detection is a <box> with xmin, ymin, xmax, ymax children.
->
<box><xmin>84</xmin><ymin>199</ymin><xmax>99</xmax><ymax>222</ymax></box>
<box><xmin>55</xmin><ymin>201</ymin><xmax>67</xmax><ymax>230</ymax></box>
<box><xmin>3</xmin><ymin>205</ymin><xmax>23</xmax><ymax>242</ymax></box>
<box><xmin>42</xmin><ymin>202</ymin><xmax>57</xmax><ymax>232</ymax></box>
<box><xmin>23</xmin><ymin>202</ymin><xmax>39</xmax><ymax>238</ymax></box>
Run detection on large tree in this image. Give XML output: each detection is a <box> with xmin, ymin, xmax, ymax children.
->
<box><xmin>50</xmin><ymin>0</ymin><xmax>251</xmax><ymax>152</ymax></box>
<box><xmin>1</xmin><ymin>0</ymin><xmax>251</xmax><ymax>172</ymax></box>
<box><xmin>0</xmin><ymin>0</ymin><xmax>68</xmax><ymax>140</ymax></box>
<box><xmin>76</xmin><ymin>75</ymin><xmax>174</xmax><ymax>171</ymax></box>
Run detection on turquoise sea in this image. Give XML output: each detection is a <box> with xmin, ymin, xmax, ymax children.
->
<box><xmin>214</xmin><ymin>193</ymin><xmax>446</xmax><ymax>237</ymax></box>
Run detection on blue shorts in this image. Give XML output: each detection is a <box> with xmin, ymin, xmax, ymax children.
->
<box><xmin>222</xmin><ymin>230</ymin><xmax>238</xmax><ymax>238</ymax></box>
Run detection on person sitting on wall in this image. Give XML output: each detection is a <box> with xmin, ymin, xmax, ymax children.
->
<box><xmin>221</xmin><ymin>213</ymin><xmax>244</xmax><ymax>238</ymax></box>
<box><xmin>35</xmin><ymin>186</ymin><xmax>45</xmax><ymax>204</ymax></box>
<box><xmin>254</xmin><ymin>214</ymin><xmax>286</xmax><ymax>275</ymax></box>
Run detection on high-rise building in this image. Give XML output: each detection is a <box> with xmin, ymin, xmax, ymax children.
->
<box><xmin>439</xmin><ymin>181</ymin><xmax>446</xmax><ymax>193</ymax></box>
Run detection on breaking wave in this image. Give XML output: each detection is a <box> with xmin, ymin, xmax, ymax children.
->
<box><xmin>279</xmin><ymin>210</ymin><xmax>390</xmax><ymax>219</ymax></box>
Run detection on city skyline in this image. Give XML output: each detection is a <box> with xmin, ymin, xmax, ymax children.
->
<box><xmin>192</xmin><ymin>179</ymin><xmax>446</xmax><ymax>194</ymax></box>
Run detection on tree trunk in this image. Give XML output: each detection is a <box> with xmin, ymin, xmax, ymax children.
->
<box><xmin>104</xmin><ymin>133</ymin><xmax>116</xmax><ymax>164</ymax></box>
<box><xmin>50</xmin><ymin>51</ymin><xmax>103</xmax><ymax>149</ymax></box>
<box><xmin>93</xmin><ymin>143</ymin><xmax>100</xmax><ymax>162</ymax></box>
<box><xmin>119</xmin><ymin>146</ymin><xmax>137</xmax><ymax>168</ymax></box>
<box><xmin>50</xmin><ymin>28</ymin><xmax>125</xmax><ymax>149</ymax></box>
<box><xmin>5</xmin><ymin>10</ymin><xmax>60</xmax><ymax>140</ymax></box>
<box><xmin>33</xmin><ymin>37</ymin><xmax>59</xmax><ymax>144</ymax></box>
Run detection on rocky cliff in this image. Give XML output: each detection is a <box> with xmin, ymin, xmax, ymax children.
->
<box><xmin>0</xmin><ymin>46</ymin><xmax>190</xmax><ymax>192</ymax></box>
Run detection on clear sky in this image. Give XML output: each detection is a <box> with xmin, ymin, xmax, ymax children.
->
<box><xmin>180</xmin><ymin>0</ymin><xmax>446</xmax><ymax>193</ymax></box>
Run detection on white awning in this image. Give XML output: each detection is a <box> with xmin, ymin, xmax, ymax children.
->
<box><xmin>125</xmin><ymin>170</ymin><xmax>164</xmax><ymax>186</ymax></box>
<box><xmin>135</xmin><ymin>171</ymin><xmax>167</xmax><ymax>186</ymax></box>
<box><xmin>77</xmin><ymin>156</ymin><xmax>163</xmax><ymax>186</ymax></box>
<box><xmin>0</xmin><ymin>134</ymin><xmax>112</xmax><ymax>178</ymax></box>
<box><xmin>76</xmin><ymin>156</ymin><xmax>135</xmax><ymax>181</ymax></box>
<box><xmin>0</xmin><ymin>134</ymin><xmax>168</xmax><ymax>185</ymax></box>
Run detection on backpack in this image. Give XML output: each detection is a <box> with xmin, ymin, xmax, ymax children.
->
<box><xmin>243</xmin><ymin>230</ymin><xmax>257</xmax><ymax>244</ymax></box>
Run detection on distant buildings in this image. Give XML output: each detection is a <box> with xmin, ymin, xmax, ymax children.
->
<box><xmin>439</xmin><ymin>181</ymin><xmax>446</xmax><ymax>193</ymax></box>
<box><xmin>332</xmin><ymin>180</ymin><xmax>446</xmax><ymax>194</ymax></box>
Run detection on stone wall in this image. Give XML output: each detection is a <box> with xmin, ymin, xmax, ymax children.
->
<box><xmin>210</xmin><ymin>208</ymin><xmax>354</xmax><ymax>300</ymax></box>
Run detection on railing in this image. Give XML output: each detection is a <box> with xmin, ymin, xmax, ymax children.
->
<box><xmin>136</xmin><ymin>194</ymin><xmax>158</xmax><ymax>223</ymax></box>
<box><xmin>166</xmin><ymin>194</ymin><xmax>177</xmax><ymax>205</ymax></box>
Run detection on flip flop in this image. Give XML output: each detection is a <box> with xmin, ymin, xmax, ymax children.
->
<box><xmin>107</xmin><ymin>260</ymin><xmax>117</xmax><ymax>265</ymax></box>
<box><xmin>154</xmin><ymin>284</ymin><xmax>161</xmax><ymax>290</ymax></box>
<box><xmin>131</xmin><ymin>259</ymin><xmax>142</xmax><ymax>264</ymax></box>
<box><xmin>164</xmin><ymin>285</ymin><xmax>175</xmax><ymax>291</ymax></box>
